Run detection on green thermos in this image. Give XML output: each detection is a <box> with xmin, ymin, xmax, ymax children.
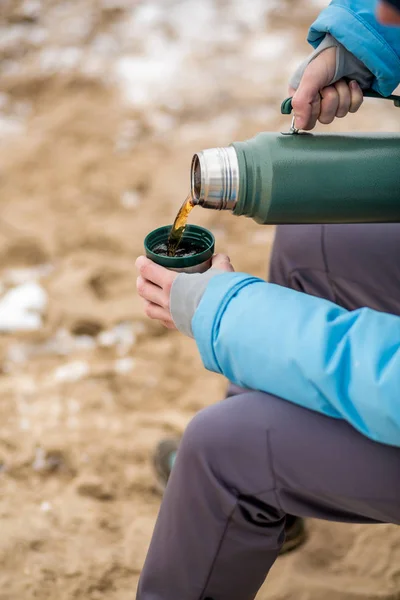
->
<box><xmin>190</xmin><ymin>93</ymin><xmax>400</xmax><ymax>224</ymax></box>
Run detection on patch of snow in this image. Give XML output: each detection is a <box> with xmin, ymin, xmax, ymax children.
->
<box><xmin>40</xmin><ymin>47</ymin><xmax>84</xmax><ymax>72</ymax></box>
<box><xmin>101</xmin><ymin>0</ymin><xmax>133</xmax><ymax>8</ymax></box>
<box><xmin>0</xmin><ymin>94</ymin><xmax>9</xmax><ymax>109</ymax></box>
<box><xmin>19</xmin><ymin>418</ymin><xmax>31</xmax><ymax>431</ymax></box>
<box><xmin>0</xmin><ymin>116</ymin><xmax>25</xmax><ymax>139</ymax></box>
<box><xmin>146</xmin><ymin>111</ymin><xmax>176</xmax><ymax>134</ymax></box>
<box><xmin>66</xmin><ymin>416</ymin><xmax>80</xmax><ymax>429</ymax></box>
<box><xmin>67</xmin><ymin>398</ymin><xmax>81</xmax><ymax>414</ymax></box>
<box><xmin>114</xmin><ymin>357</ymin><xmax>135</xmax><ymax>374</ymax></box>
<box><xmin>21</xmin><ymin>0</ymin><xmax>42</xmax><ymax>19</ymax></box>
<box><xmin>4</xmin><ymin>264</ymin><xmax>53</xmax><ymax>285</ymax></box>
<box><xmin>115</xmin><ymin>50</ymin><xmax>184</xmax><ymax>107</ymax></box>
<box><xmin>90</xmin><ymin>33</ymin><xmax>119</xmax><ymax>57</ymax></box>
<box><xmin>98</xmin><ymin>322</ymin><xmax>136</xmax><ymax>355</ymax></box>
<box><xmin>6</xmin><ymin>329</ymin><xmax>97</xmax><ymax>367</ymax></box>
<box><xmin>113</xmin><ymin>0</ymin><xmax>287</xmax><ymax>108</ymax></box>
<box><xmin>0</xmin><ymin>282</ymin><xmax>47</xmax><ymax>332</ymax></box>
<box><xmin>248</xmin><ymin>34</ymin><xmax>290</xmax><ymax>61</ymax></box>
<box><xmin>120</xmin><ymin>189</ymin><xmax>141</xmax><ymax>209</ymax></box>
<box><xmin>7</xmin><ymin>344</ymin><xmax>28</xmax><ymax>365</ymax></box>
<box><xmin>40</xmin><ymin>501</ymin><xmax>52</xmax><ymax>512</ymax></box>
<box><xmin>73</xmin><ymin>335</ymin><xmax>97</xmax><ymax>352</ymax></box>
<box><xmin>0</xmin><ymin>25</ymin><xmax>28</xmax><ymax>52</ymax></box>
<box><xmin>28</xmin><ymin>27</ymin><xmax>48</xmax><ymax>46</ymax></box>
<box><xmin>52</xmin><ymin>361</ymin><xmax>90</xmax><ymax>383</ymax></box>
<box><xmin>114</xmin><ymin>120</ymin><xmax>141</xmax><ymax>153</ymax></box>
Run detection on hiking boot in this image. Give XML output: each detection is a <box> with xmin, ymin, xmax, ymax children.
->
<box><xmin>152</xmin><ymin>437</ymin><xmax>307</xmax><ymax>555</ymax></box>
<box><xmin>153</xmin><ymin>437</ymin><xmax>180</xmax><ymax>493</ymax></box>
<box><xmin>281</xmin><ymin>514</ymin><xmax>307</xmax><ymax>554</ymax></box>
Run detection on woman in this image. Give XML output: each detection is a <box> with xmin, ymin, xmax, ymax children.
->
<box><xmin>135</xmin><ymin>1</ymin><xmax>400</xmax><ymax>598</ymax></box>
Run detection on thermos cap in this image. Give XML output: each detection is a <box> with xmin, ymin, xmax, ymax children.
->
<box><xmin>190</xmin><ymin>146</ymin><xmax>239</xmax><ymax>211</ymax></box>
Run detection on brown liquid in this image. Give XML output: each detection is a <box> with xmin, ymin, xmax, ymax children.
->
<box><xmin>153</xmin><ymin>242</ymin><xmax>197</xmax><ymax>258</ymax></box>
<box><xmin>167</xmin><ymin>194</ymin><xmax>195</xmax><ymax>256</ymax></box>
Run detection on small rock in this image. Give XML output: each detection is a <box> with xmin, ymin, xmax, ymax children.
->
<box><xmin>70</xmin><ymin>318</ymin><xmax>103</xmax><ymax>337</ymax></box>
<box><xmin>32</xmin><ymin>447</ymin><xmax>73</xmax><ymax>475</ymax></box>
<box><xmin>75</xmin><ymin>475</ymin><xmax>114</xmax><ymax>501</ymax></box>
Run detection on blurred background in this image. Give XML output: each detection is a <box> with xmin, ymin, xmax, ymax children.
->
<box><xmin>0</xmin><ymin>1</ymin><xmax>399</xmax><ymax>598</ymax></box>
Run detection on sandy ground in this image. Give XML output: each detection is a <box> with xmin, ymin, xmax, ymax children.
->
<box><xmin>0</xmin><ymin>1</ymin><xmax>399</xmax><ymax>598</ymax></box>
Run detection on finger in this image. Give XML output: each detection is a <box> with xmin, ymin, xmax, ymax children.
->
<box><xmin>135</xmin><ymin>256</ymin><xmax>176</xmax><ymax>291</ymax></box>
<box><xmin>292</xmin><ymin>78</ymin><xmax>321</xmax><ymax>131</ymax></box>
<box><xmin>291</xmin><ymin>55</ymin><xmax>333</xmax><ymax>130</ymax></box>
<box><xmin>349</xmin><ymin>80</ymin><xmax>364</xmax><ymax>113</ymax></box>
<box><xmin>144</xmin><ymin>300</ymin><xmax>173</xmax><ymax>324</ymax></box>
<box><xmin>334</xmin><ymin>79</ymin><xmax>351</xmax><ymax>118</ymax></box>
<box><xmin>137</xmin><ymin>276</ymin><xmax>169</xmax><ymax>308</ymax></box>
<box><xmin>318</xmin><ymin>85</ymin><xmax>339</xmax><ymax>124</ymax></box>
<box><xmin>290</xmin><ymin>47</ymin><xmax>337</xmax><ymax>130</ymax></box>
<box><xmin>211</xmin><ymin>253</ymin><xmax>234</xmax><ymax>272</ymax></box>
<box><xmin>135</xmin><ymin>255</ymin><xmax>147</xmax><ymax>270</ymax></box>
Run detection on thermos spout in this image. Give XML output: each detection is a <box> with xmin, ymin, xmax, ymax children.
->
<box><xmin>190</xmin><ymin>146</ymin><xmax>239</xmax><ymax>210</ymax></box>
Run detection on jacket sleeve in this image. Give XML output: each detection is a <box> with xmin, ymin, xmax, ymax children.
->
<box><xmin>308</xmin><ymin>0</ymin><xmax>400</xmax><ymax>96</ymax></box>
<box><xmin>192</xmin><ymin>272</ymin><xmax>400</xmax><ymax>447</ymax></box>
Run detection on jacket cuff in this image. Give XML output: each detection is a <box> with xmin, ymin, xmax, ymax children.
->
<box><xmin>290</xmin><ymin>33</ymin><xmax>373</xmax><ymax>90</ymax></box>
<box><xmin>170</xmin><ymin>269</ymin><xmax>225</xmax><ymax>338</ymax></box>
<box><xmin>308</xmin><ymin>4</ymin><xmax>400</xmax><ymax>96</ymax></box>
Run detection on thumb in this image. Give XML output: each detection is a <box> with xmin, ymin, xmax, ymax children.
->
<box><xmin>292</xmin><ymin>47</ymin><xmax>336</xmax><ymax>130</ymax></box>
<box><xmin>211</xmin><ymin>253</ymin><xmax>234</xmax><ymax>272</ymax></box>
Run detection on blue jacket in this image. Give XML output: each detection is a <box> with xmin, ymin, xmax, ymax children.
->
<box><xmin>192</xmin><ymin>1</ymin><xmax>400</xmax><ymax>447</ymax></box>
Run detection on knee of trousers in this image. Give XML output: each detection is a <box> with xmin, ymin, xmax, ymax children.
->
<box><xmin>269</xmin><ymin>224</ymin><xmax>325</xmax><ymax>287</ymax></box>
<box><xmin>177</xmin><ymin>393</ymin><xmax>280</xmax><ymax>498</ymax></box>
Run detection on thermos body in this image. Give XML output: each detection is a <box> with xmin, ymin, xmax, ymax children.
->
<box><xmin>191</xmin><ymin>132</ymin><xmax>400</xmax><ymax>224</ymax></box>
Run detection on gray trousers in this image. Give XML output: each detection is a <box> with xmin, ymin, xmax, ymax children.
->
<box><xmin>137</xmin><ymin>224</ymin><xmax>400</xmax><ymax>600</ymax></box>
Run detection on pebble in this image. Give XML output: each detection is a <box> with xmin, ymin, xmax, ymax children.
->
<box><xmin>75</xmin><ymin>475</ymin><xmax>114</xmax><ymax>501</ymax></box>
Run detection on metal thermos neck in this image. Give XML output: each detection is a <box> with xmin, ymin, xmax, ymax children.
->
<box><xmin>190</xmin><ymin>146</ymin><xmax>239</xmax><ymax>210</ymax></box>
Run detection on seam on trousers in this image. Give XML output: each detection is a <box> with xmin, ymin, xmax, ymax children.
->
<box><xmin>198</xmin><ymin>503</ymin><xmax>237</xmax><ymax>600</ymax></box>
<box><xmin>233</xmin><ymin>428</ymin><xmax>283</xmax><ymax>504</ymax></box>
<box><xmin>235</xmin><ymin>428</ymin><xmax>281</xmax><ymax>499</ymax></box>
<box><xmin>264</xmin><ymin>429</ymin><xmax>284</xmax><ymax>512</ymax></box>
<box><xmin>320</xmin><ymin>224</ymin><xmax>339</xmax><ymax>305</ymax></box>
<box><xmin>198</xmin><ymin>430</ymin><xmax>282</xmax><ymax>598</ymax></box>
